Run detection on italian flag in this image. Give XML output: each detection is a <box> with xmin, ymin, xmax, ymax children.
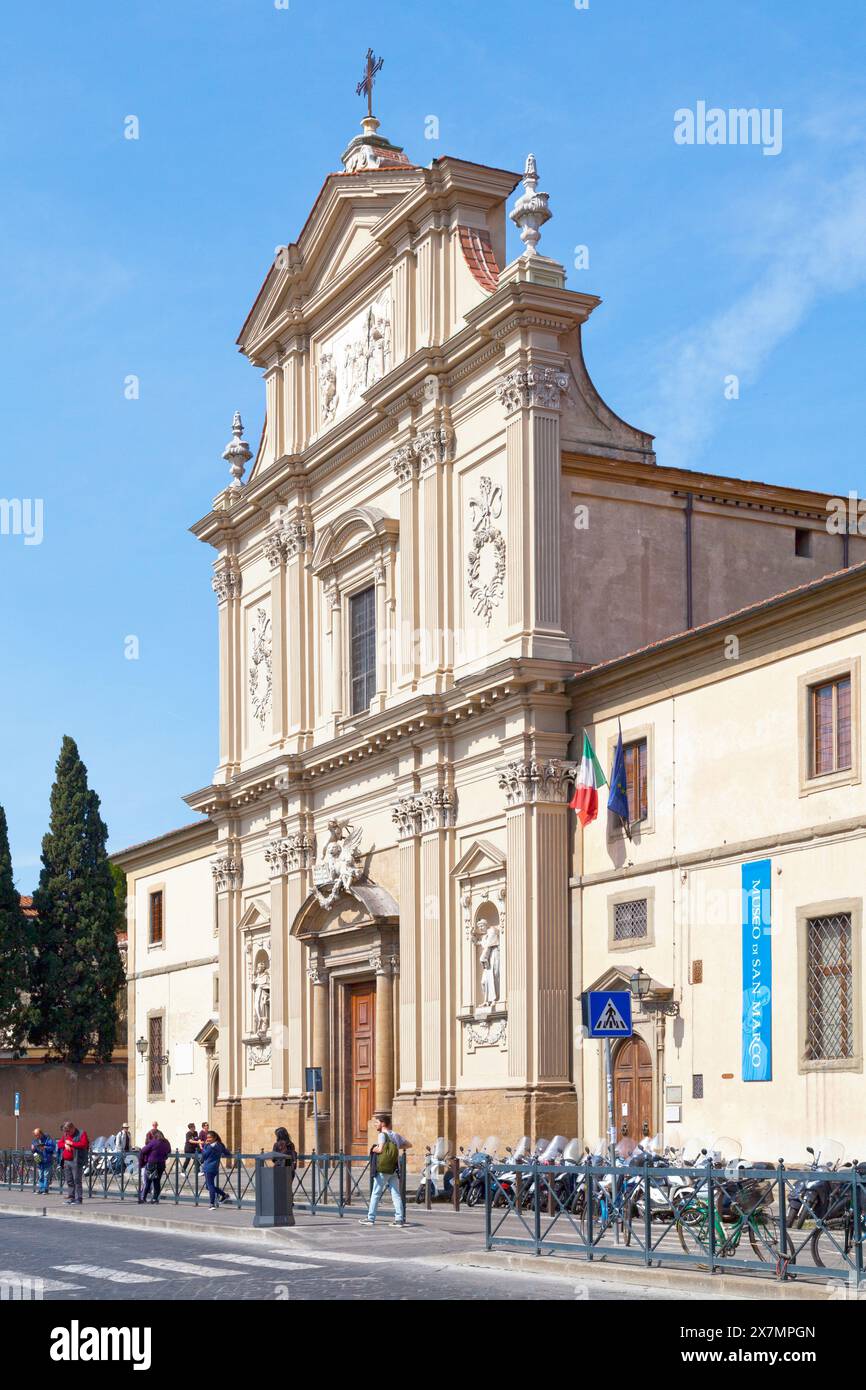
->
<box><xmin>569</xmin><ymin>731</ymin><xmax>607</xmax><ymax>826</ymax></box>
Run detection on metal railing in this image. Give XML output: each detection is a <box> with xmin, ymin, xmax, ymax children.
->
<box><xmin>482</xmin><ymin>1156</ymin><xmax>866</xmax><ymax>1287</ymax></box>
<box><xmin>0</xmin><ymin>1148</ymin><xmax>405</xmax><ymax>1218</ymax></box>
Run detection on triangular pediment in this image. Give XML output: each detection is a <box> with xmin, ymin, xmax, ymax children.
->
<box><xmin>238</xmin><ymin>897</ymin><xmax>270</xmax><ymax>932</ymax></box>
<box><xmin>451</xmin><ymin>838</ymin><xmax>506</xmax><ymax>880</ymax></box>
<box><xmin>238</xmin><ymin>169</ymin><xmax>422</xmax><ymax>364</ymax></box>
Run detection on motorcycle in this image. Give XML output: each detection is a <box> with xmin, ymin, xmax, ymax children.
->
<box><xmin>415</xmin><ymin>1136</ymin><xmax>454</xmax><ymax>1204</ymax></box>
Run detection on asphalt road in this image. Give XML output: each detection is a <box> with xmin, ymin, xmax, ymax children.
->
<box><xmin>0</xmin><ymin>1211</ymin><xmax>697</xmax><ymax>1301</ymax></box>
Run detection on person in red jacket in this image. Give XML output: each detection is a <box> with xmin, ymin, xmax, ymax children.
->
<box><xmin>57</xmin><ymin>1122</ymin><xmax>89</xmax><ymax>1204</ymax></box>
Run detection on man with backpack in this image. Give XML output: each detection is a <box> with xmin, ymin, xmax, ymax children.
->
<box><xmin>360</xmin><ymin>1117</ymin><xmax>412</xmax><ymax>1228</ymax></box>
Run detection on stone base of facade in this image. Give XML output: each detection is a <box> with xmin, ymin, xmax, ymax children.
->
<box><xmin>221</xmin><ymin>1084</ymin><xmax>579</xmax><ymax>1158</ymax></box>
<box><xmin>393</xmin><ymin>1085</ymin><xmax>579</xmax><ymax>1155</ymax></box>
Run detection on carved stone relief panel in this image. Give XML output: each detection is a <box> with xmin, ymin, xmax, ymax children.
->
<box><xmin>317</xmin><ymin>287</ymin><xmax>392</xmax><ymax>428</ymax></box>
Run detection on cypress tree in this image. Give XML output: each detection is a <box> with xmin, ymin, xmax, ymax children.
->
<box><xmin>31</xmin><ymin>736</ymin><xmax>124</xmax><ymax>1062</ymax></box>
<box><xmin>0</xmin><ymin>803</ymin><xmax>32</xmax><ymax>1051</ymax></box>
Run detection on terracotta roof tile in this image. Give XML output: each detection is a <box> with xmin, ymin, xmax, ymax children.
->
<box><xmin>458</xmin><ymin>225</ymin><xmax>499</xmax><ymax>292</ymax></box>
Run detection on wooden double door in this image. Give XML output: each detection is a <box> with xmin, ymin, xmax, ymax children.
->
<box><xmin>345</xmin><ymin>982</ymin><xmax>376</xmax><ymax>1153</ymax></box>
<box><xmin>613</xmin><ymin>1035</ymin><xmax>653</xmax><ymax>1142</ymax></box>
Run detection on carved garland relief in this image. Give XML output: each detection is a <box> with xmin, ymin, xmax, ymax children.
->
<box><xmin>248</xmin><ymin>607</ymin><xmax>273</xmax><ymax>730</ymax></box>
<box><xmin>467</xmin><ymin>477</ymin><xmax>506</xmax><ymax>626</ymax></box>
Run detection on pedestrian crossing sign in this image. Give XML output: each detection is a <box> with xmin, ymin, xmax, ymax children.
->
<box><xmin>584</xmin><ymin>990</ymin><xmax>633</xmax><ymax>1037</ymax></box>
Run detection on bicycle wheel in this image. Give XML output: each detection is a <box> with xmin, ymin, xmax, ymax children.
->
<box><xmin>748</xmin><ymin>1213</ymin><xmax>794</xmax><ymax>1264</ymax></box>
<box><xmin>677</xmin><ymin>1218</ymin><xmax>709</xmax><ymax>1257</ymax></box>
<box><xmin>810</xmin><ymin>1218</ymin><xmax>852</xmax><ymax>1269</ymax></box>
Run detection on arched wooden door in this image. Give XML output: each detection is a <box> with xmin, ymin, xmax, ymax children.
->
<box><xmin>613</xmin><ymin>1036</ymin><xmax>653</xmax><ymax>1141</ymax></box>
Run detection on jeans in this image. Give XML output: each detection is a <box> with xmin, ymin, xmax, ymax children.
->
<box><xmin>64</xmin><ymin>1162</ymin><xmax>83</xmax><ymax>1203</ymax></box>
<box><xmin>37</xmin><ymin>1163</ymin><xmax>51</xmax><ymax>1193</ymax></box>
<box><xmin>204</xmin><ymin>1170</ymin><xmax>226</xmax><ymax>1206</ymax></box>
<box><xmin>367</xmin><ymin>1171</ymin><xmax>404</xmax><ymax>1224</ymax></box>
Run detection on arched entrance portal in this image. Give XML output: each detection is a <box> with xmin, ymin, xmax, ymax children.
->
<box><xmin>292</xmin><ymin>880</ymin><xmax>399</xmax><ymax>1155</ymax></box>
<box><xmin>613</xmin><ymin>1035</ymin><xmax>653</xmax><ymax>1142</ymax></box>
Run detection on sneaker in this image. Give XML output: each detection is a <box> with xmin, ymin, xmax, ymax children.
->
<box><xmin>358</xmin><ymin>1218</ymin><xmax>375</xmax><ymax>1225</ymax></box>
<box><xmin>219</xmin><ymin>1194</ymin><xmax>231</xmax><ymax>1204</ymax></box>
<box><xmin>390</xmin><ymin>1220</ymin><xmax>407</xmax><ymax>1227</ymax></box>
<box><xmin>208</xmin><ymin>1206</ymin><xmax>216</xmax><ymax>1214</ymax></box>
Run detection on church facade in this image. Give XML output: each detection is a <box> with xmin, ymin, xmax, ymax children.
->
<box><xmin>116</xmin><ymin>108</ymin><xmax>866</xmax><ymax>1157</ymax></box>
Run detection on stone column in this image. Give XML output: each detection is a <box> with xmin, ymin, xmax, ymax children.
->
<box><xmin>393</xmin><ymin>796</ymin><xmax>420</xmax><ymax>1096</ymax></box>
<box><xmin>212</xmin><ymin>560</ymin><xmax>241</xmax><ymax>775</ymax></box>
<box><xmin>373</xmin><ymin>561</ymin><xmax>388</xmax><ymax>708</ymax></box>
<box><xmin>391</xmin><ymin>443</ymin><xmax>419</xmax><ymax>691</ymax></box>
<box><xmin>496</xmin><ymin>366</ymin><xmax>572</xmax><ymax>661</ymax></box>
<box><xmin>372</xmin><ymin>952</ymin><xmax>396</xmax><ymax>1119</ymax></box>
<box><xmin>416</xmin><ymin>427</ymin><xmax>454</xmax><ymax>688</ymax></box>
<box><xmin>499</xmin><ymin>759</ymin><xmax>573</xmax><ymax>1135</ymax></box>
<box><xmin>212</xmin><ymin>848</ymin><xmax>242</xmax><ymax>1115</ymax></box>
<box><xmin>265</xmin><ymin>530</ymin><xmax>287</xmax><ymax>746</ymax></box>
<box><xmin>309</xmin><ymin>957</ymin><xmax>331</xmax><ymax>1146</ymax></box>
<box><xmin>329</xmin><ymin>584</ymin><xmax>342</xmax><ymax>720</ymax></box>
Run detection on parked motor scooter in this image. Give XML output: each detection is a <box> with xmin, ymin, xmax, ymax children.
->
<box><xmin>415</xmin><ymin>1136</ymin><xmax>454</xmax><ymax>1204</ymax></box>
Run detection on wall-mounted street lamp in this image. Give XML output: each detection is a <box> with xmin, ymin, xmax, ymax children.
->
<box><xmin>628</xmin><ymin>967</ymin><xmax>680</xmax><ymax>1017</ymax></box>
<box><xmin>136</xmin><ymin>1035</ymin><xmax>168</xmax><ymax>1064</ymax></box>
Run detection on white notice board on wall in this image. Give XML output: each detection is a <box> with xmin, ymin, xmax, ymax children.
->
<box><xmin>173</xmin><ymin>1043</ymin><xmax>194</xmax><ymax>1076</ymax></box>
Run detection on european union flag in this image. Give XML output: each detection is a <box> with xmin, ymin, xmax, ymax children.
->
<box><xmin>608</xmin><ymin>724</ymin><xmax>631</xmax><ymax>837</ymax></box>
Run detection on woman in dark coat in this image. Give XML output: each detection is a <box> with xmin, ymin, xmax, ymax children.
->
<box><xmin>272</xmin><ymin>1127</ymin><xmax>298</xmax><ymax>1174</ymax></box>
<box><xmin>139</xmin><ymin>1129</ymin><xmax>172</xmax><ymax>1204</ymax></box>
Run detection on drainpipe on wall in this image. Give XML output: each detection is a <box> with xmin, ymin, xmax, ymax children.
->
<box><xmin>684</xmin><ymin>492</ymin><xmax>694</xmax><ymax>629</ymax></box>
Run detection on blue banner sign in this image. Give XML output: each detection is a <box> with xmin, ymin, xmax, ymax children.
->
<box><xmin>741</xmin><ymin>859</ymin><xmax>772</xmax><ymax>1081</ymax></box>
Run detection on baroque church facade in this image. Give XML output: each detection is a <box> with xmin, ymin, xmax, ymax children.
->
<box><xmin>117</xmin><ymin>106</ymin><xmax>865</xmax><ymax>1156</ymax></box>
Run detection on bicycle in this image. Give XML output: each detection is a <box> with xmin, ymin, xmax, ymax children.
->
<box><xmin>674</xmin><ymin>1174</ymin><xmax>793</xmax><ymax>1264</ymax></box>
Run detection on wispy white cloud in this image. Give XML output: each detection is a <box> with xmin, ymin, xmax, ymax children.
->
<box><xmin>649</xmin><ymin>160</ymin><xmax>866</xmax><ymax>470</ymax></box>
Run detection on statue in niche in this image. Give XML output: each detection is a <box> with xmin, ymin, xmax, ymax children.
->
<box><xmin>252</xmin><ymin>956</ymin><xmax>271</xmax><ymax>1033</ymax></box>
<box><xmin>477</xmin><ymin>915</ymin><xmax>501</xmax><ymax>1006</ymax></box>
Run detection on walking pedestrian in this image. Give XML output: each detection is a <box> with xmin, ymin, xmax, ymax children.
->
<box><xmin>360</xmin><ymin>1117</ymin><xmax>412</xmax><ymax>1228</ymax></box>
<box><xmin>57</xmin><ymin>1122</ymin><xmax>89</xmax><ymax>1205</ymax></box>
<box><xmin>201</xmin><ymin>1131</ymin><xmax>231</xmax><ymax>1212</ymax></box>
<box><xmin>31</xmin><ymin>1128</ymin><xmax>56</xmax><ymax>1194</ymax></box>
<box><xmin>138</xmin><ymin>1128</ymin><xmax>171</xmax><ymax>1203</ymax></box>
<box><xmin>181</xmin><ymin>1122</ymin><xmax>200</xmax><ymax>1173</ymax></box>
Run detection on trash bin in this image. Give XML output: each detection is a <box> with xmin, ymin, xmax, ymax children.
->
<box><xmin>254</xmin><ymin>1156</ymin><xmax>295</xmax><ymax>1228</ymax></box>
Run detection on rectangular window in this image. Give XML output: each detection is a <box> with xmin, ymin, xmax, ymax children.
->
<box><xmin>613</xmin><ymin>898</ymin><xmax>648</xmax><ymax>942</ymax></box>
<box><xmin>148</xmin><ymin>1015</ymin><xmax>164</xmax><ymax>1095</ymax></box>
<box><xmin>148</xmin><ymin>890</ymin><xmax>164</xmax><ymax>946</ymax></box>
<box><xmin>806</xmin><ymin>913</ymin><xmax>853</xmax><ymax>1061</ymax></box>
<box><xmin>350</xmin><ymin>586</ymin><xmax>377</xmax><ymax>715</ymax></box>
<box><xmin>623</xmin><ymin>739</ymin><xmax>648</xmax><ymax>824</ymax></box>
<box><xmin>692</xmin><ymin>1073</ymin><xmax>704</xmax><ymax>1100</ymax></box>
<box><xmin>794</xmin><ymin>527</ymin><xmax>812</xmax><ymax>558</ymax></box>
<box><xmin>811</xmin><ymin>676</ymin><xmax>851</xmax><ymax>777</ymax></box>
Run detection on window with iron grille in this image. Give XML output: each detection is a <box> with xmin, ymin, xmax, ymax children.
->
<box><xmin>692</xmin><ymin>1073</ymin><xmax>704</xmax><ymax>1099</ymax></box>
<box><xmin>811</xmin><ymin>676</ymin><xmax>851</xmax><ymax>777</ymax></box>
<box><xmin>350</xmin><ymin>586</ymin><xmax>376</xmax><ymax>715</ymax></box>
<box><xmin>148</xmin><ymin>890</ymin><xmax>163</xmax><ymax>946</ymax></box>
<box><xmin>148</xmin><ymin>1015</ymin><xmax>164</xmax><ymax>1095</ymax></box>
<box><xmin>806</xmin><ymin>913</ymin><xmax>853</xmax><ymax>1061</ymax></box>
<box><xmin>623</xmin><ymin>739</ymin><xmax>648</xmax><ymax>824</ymax></box>
<box><xmin>613</xmin><ymin>898</ymin><xmax>648</xmax><ymax>941</ymax></box>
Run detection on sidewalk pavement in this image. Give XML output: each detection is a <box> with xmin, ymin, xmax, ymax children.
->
<box><xmin>0</xmin><ymin>1186</ymin><xmax>834</xmax><ymax>1299</ymax></box>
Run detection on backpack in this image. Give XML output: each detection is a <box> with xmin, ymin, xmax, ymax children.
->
<box><xmin>377</xmin><ymin>1135</ymin><xmax>399</xmax><ymax>1175</ymax></box>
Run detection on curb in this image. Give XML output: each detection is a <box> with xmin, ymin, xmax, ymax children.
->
<box><xmin>454</xmin><ymin>1249</ymin><xmax>834</xmax><ymax>1300</ymax></box>
<box><xmin>0</xmin><ymin>1199</ymin><xmax>293</xmax><ymax>1246</ymax></box>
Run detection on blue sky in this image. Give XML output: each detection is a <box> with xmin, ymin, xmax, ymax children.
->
<box><xmin>2</xmin><ymin>0</ymin><xmax>865</xmax><ymax>888</ymax></box>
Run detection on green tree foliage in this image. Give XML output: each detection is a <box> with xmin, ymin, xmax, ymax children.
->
<box><xmin>0</xmin><ymin>803</ymin><xmax>32</xmax><ymax>1051</ymax></box>
<box><xmin>30</xmin><ymin>737</ymin><xmax>125</xmax><ymax>1061</ymax></box>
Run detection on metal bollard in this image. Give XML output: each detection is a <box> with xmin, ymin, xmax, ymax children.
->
<box><xmin>452</xmin><ymin>1156</ymin><xmax>460</xmax><ymax>1211</ymax></box>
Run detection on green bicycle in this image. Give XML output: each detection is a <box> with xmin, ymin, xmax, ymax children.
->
<box><xmin>674</xmin><ymin>1176</ymin><xmax>794</xmax><ymax>1264</ymax></box>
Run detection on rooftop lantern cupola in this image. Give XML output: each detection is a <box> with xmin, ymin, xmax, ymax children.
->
<box><xmin>340</xmin><ymin>47</ymin><xmax>413</xmax><ymax>173</ymax></box>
